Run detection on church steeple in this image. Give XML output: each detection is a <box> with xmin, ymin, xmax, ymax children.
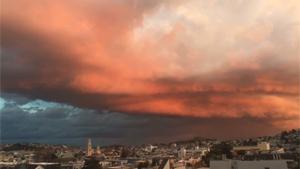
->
<box><xmin>87</xmin><ymin>138</ymin><xmax>94</xmax><ymax>156</ymax></box>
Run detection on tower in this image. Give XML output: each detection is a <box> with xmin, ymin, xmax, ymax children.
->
<box><xmin>87</xmin><ymin>138</ymin><xmax>94</xmax><ymax>156</ymax></box>
<box><xmin>96</xmin><ymin>146</ymin><xmax>101</xmax><ymax>155</ymax></box>
<box><xmin>178</xmin><ymin>147</ymin><xmax>186</xmax><ymax>159</ymax></box>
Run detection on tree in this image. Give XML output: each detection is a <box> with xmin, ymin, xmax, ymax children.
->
<box><xmin>120</xmin><ymin>148</ymin><xmax>130</xmax><ymax>158</ymax></box>
<box><xmin>236</xmin><ymin>150</ymin><xmax>246</xmax><ymax>156</ymax></box>
<box><xmin>203</xmin><ymin>142</ymin><xmax>233</xmax><ymax>166</ymax></box>
<box><xmin>82</xmin><ymin>157</ymin><xmax>102</xmax><ymax>169</ymax></box>
<box><xmin>34</xmin><ymin>150</ymin><xmax>57</xmax><ymax>162</ymax></box>
<box><xmin>137</xmin><ymin>161</ymin><xmax>149</xmax><ymax>169</ymax></box>
<box><xmin>210</xmin><ymin>142</ymin><xmax>233</xmax><ymax>159</ymax></box>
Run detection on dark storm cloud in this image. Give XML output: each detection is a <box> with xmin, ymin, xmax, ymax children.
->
<box><xmin>0</xmin><ymin>94</ymin><xmax>286</xmax><ymax>146</ymax></box>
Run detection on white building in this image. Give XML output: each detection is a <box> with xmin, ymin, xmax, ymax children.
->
<box><xmin>210</xmin><ymin>160</ymin><xmax>290</xmax><ymax>169</ymax></box>
<box><xmin>145</xmin><ymin>144</ymin><xmax>158</xmax><ymax>152</ymax></box>
<box><xmin>191</xmin><ymin>146</ymin><xmax>210</xmax><ymax>156</ymax></box>
<box><xmin>257</xmin><ymin>142</ymin><xmax>270</xmax><ymax>151</ymax></box>
<box><xmin>233</xmin><ymin>142</ymin><xmax>270</xmax><ymax>151</ymax></box>
<box><xmin>178</xmin><ymin>147</ymin><xmax>186</xmax><ymax>159</ymax></box>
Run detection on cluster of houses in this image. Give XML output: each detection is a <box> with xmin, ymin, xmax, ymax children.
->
<box><xmin>0</xmin><ymin>129</ymin><xmax>299</xmax><ymax>169</ymax></box>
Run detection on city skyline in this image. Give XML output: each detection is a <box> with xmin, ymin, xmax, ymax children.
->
<box><xmin>1</xmin><ymin>0</ymin><xmax>300</xmax><ymax>145</ymax></box>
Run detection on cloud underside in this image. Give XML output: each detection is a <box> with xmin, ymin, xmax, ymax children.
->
<box><xmin>1</xmin><ymin>0</ymin><xmax>300</xmax><ymax>131</ymax></box>
<box><xmin>0</xmin><ymin>94</ymin><xmax>286</xmax><ymax>145</ymax></box>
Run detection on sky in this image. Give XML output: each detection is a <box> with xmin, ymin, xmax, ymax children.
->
<box><xmin>1</xmin><ymin>0</ymin><xmax>300</xmax><ymax>146</ymax></box>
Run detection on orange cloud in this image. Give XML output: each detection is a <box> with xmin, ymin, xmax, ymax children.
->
<box><xmin>1</xmin><ymin>0</ymin><xmax>299</xmax><ymax>131</ymax></box>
